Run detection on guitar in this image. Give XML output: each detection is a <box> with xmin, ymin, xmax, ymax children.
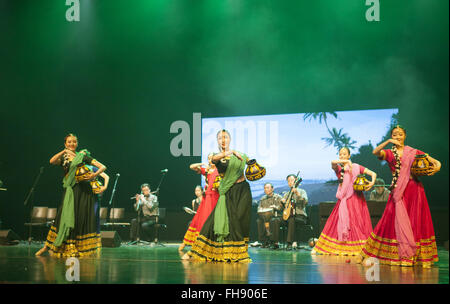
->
<box><xmin>282</xmin><ymin>172</ymin><xmax>302</xmax><ymax>221</ymax></box>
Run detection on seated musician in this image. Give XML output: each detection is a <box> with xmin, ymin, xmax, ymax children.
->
<box><xmin>252</xmin><ymin>183</ymin><xmax>283</xmax><ymax>248</ymax></box>
<box><xmin>130</xmin><ymin>183</ymin><xmax>160</xmax><ymax>243</ymax></box>
<box><xmin>271</xmin><ymin>174</ymin><xmax>308</xmax><ymax>250</ymax></box>
<box><xmin>369</xmin><ymin>178</ymin><xmax>390</xmax><ymax>202</ymax></box>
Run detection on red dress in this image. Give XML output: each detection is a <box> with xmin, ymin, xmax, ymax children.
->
<box><xmin>361</xmin><ymin>149</ymin><xmax>438</xmax><ymax>267</ymax></box>
<box><xmin>183</xmin><ymin>168</ymin><xmax>220</xmax><ymax>245</ymax></box>
<box><xmin>314</xmin><ymin>164</ymin><xmax>373</xmax><ymax>255</ymax></box>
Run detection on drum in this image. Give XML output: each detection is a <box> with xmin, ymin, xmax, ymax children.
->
<box><xmin>411</xmin><ymin>154</ymin><xmax>432</xmax><ymax>176</ymax></box>
<box><xmin>245</xmin><ymin>159</ymin><xmax>266</xmax><ymax>181</ymax></box>
<box><xmin>75</xmin><ymin>165</ymin><xmax>92</xmax><ymax>182</ymax></box>
<box><xmin>212</xmin><ymin>175</ymin><xmax>221</xmax><ymax>190</ymax></box>
<box><xmin>257</xmin><ymin>207</ymin><xmax>274</xmax><ymax>222</ymax></box>
<box><xmin>90</xmin><ymin>180</ymin><xmax>103</xmax><ymax>194</ymax></box>
<box><xmin>353</xmin><ymin>174</ymin><xmax>369</xmax><ymax>192</ymax></box>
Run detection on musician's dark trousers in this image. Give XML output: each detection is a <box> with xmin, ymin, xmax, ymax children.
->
<box><xmin>269</xmin><ymin>217</ymin><xmax>283</xmax><ymax>243</ymax></box>
<box><xmin>271</xmin><ymin>215</ymin><xmax>307</xmax><ymax>243</ymax></box>
<box><xmin>256</xmin><ymin>218</ymin><xmax>271</xmax><ymax>243</ymax></box>
<box><xmin>130</xmin><ymin>215</ymin><xmax>158</xmax><ymax>241</ymax></box>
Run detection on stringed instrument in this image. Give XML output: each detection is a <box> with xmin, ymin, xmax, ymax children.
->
<box><xmin>282</xmin><ymin>171</ymin><xmax>302</xmax><ymax>221</ymax></box>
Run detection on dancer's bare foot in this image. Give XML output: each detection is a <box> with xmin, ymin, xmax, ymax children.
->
<box><xmin>181</xmin><ymin>252</ymin><xmax>191</xmax><ymax>260</ymax></box>
<box><xmin>35</xmin><ymin>246</ymin><xmax>48</xmax><ymax>257</ymax></box>
<box><xmin>178</xmin><ymin>243</ymin><xmax>186</xmax><ymax>252</ymax></box>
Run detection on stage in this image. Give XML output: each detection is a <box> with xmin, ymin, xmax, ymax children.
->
<box><xmin>0</xmin><ymin>242</ymin><xmax>447</xmax><ymax>284</ymax></box>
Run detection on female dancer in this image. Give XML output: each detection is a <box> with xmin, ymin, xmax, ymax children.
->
<box><xmin>35</xmin><ymin>134</ymin><xmax>107</xmax><ymax>257</ymax></box>
<box><xmin>312</xmin><ymin>147</ymin><xmax>377</xmax><ymax>256</ymax></box>
<box><xmin>179</xmin><ymin>154</ymin><xmax>220</xmax><ymax>251</ymax></box>
<box><xmin>192</xmin><ymin>185</ymin><xmax>204</xmax><ymax>212</ymax></box>
<box><xmin>179</xmin><ymin>185</ymin><xmax>204</xmax><ymax>250</ymax></box>
<box><xmin>83</xmin><ymin>150</ymin><xmax>109</xmax><ymax>235</ymax></box>
<box><xmin>182</xmin><ymin>129</ymin><xmax>253</xmax><ymax>262</ymax></box>
<box><xmin>359</xmin><ymin>126</ymin><xmax>441</xmax><ymax>267</ymax></box>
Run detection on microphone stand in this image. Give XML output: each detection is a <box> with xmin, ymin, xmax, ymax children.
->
<box><xmin>153</xmin><ymin>171</ymin><xmax>168</xmax><ymax>247</ymax></box>
<box><xmin>24</xmin><ymin>167</ymin><xmax>44</xmax><ymax>245</ymax></box>
<box><xmin>127</xmin><ymin>201</ymin><xmax>150</xmax><ymax>246</ymax></box>
<box><xmin>108</xmin><ymin>174</ymin><xmax>120</xmax><ymax>230</ymax></box>
<box><xmin>154</xmin><ymin>171</ymin><xmax>167</xmax><ymax>197</ymax></box>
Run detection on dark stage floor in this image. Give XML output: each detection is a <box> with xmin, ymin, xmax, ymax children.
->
<box><xmin>0</xmin><ymin>242</ymin><xmax>448</xmax><ymax>284</ymax></box>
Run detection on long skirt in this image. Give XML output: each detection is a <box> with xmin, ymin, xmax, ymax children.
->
<box><xmin>44</xmin><ymin>181</ymin><xmax>102</xmax><ymax>258</ymax></box>
<box><xmin>314</xmin><ymin>192</ymin><xmax>372</xmax><ymax>255</ymax></box>
<box><xmin>188</xmin><ymin>181</ymin><xmax>252</xmax><ymax>263</ymax></box>
<box><xmin>360</xmin><ymin>179</ymin><xmax>438</xmax><ymax>267</ymax></box>
<box><xmin>183</xmin><ymin>190</ymin><xmax>220</xmax><ymax>245</ymax></box>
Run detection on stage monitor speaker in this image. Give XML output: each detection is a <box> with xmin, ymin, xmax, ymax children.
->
<box><xmin>0</xmin><ymin>229</ymin><xmax>21</xmax><ymax>245</ymax></box>
<box><xmin>101</xmin><ymin>231</ymin><xmax>121</xmax><ymax>247</ymax></box>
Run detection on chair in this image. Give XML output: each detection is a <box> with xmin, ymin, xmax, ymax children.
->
<box><xmin>278</xmin><ymin>205</ymin><xmax>314</xmax><ymax>249</ymax></box>
<box><xmin>102</xmin><ymin>208</ymin><xmax>129</xmax><ymax>228</ymax></box>
<box><xmin>24</xmin><ymin>206</ymin><xmax>49</xmax><ymax>242</ymax></box>
<box><xmin>102</xmin><ymin>208</ymin><xmax>129</xmax><ymax>244</ymax></box>
<box><xmin>99</xmin><ymin>207</ymin><xmax>108</xmax><ymax>226</ymax></box>
<box><xmin>154</xmin><ymin>208</ymin><xmax>167</xmax><ymax>243</ymax></box>
<box><xmin>109</xmin><ymin>208</ymin><xmax>125</xmax><ymax>223</ymax></box>
<box><xmin>294</xmin><ymin>205</ymin><xmax>314</xmax><ymax>244</ymax></box>
<box><xmin>46</xmin><ymin>208</ymin><xmax>57</xmax><ymax>226</ymax></box>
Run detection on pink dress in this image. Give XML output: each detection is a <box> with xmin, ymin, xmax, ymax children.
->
<box><xmin>183</xmin><ymin>168</ymin><xmax>220</xmax><ymax>245</ymax></box>
<box><xmin>361</xmin><ymin>148</ymin><xmax>438</xmax><ymax>267</ymax></box>
<box><xmin>314</xmin><ymin>163</ymin><xmax>373</xmax><ymax>255</ymax></box>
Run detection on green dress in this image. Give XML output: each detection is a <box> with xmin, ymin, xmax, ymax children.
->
<box><xmin>188</xmin><ymin>154</ymin><xmax>253</xmax><ymax>263</ymax></box>
<box><xmin>44</xmin><ymin>153</ymin><xmax>101</xmax><ymax>258</ymax></box>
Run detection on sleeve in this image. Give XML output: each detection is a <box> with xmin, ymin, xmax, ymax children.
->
<box><xmin>299</xmin><ymin>189</ymin><xmax>308</xmax><ymax>202</ymax></box>
<box><xmin>200</xmin><ymin>167</ymin><xmax>206</xmax><ymax>176</ymax></box>
<box><xmin>379</xmin><ymin>149</ymin><xmax>393</xmax><ymax>163</ymax></box>
<box><xmin>274</xmin><ymin>194</ymin><xmax>281</xmax><ymax>203</ymax></box>
<box><xmin>152</xmin><ymin>195</ymin><xmax>159</xmax><ymax>208</ymax></box>
<box><xmin>334</xmin><ymin>165</ymin><xmax>341</xmax><ymax>178</ymax></box>
<box><xmin>136</xmin><ymin>195</ymin><xmax>144</xmax><ymax>209</ymax></box>
<box><xmin>274</xmin><ymin>194</ymin><xmax>284</xmax><ymax>209</ymax></box>
<box><xmin>257</xmin><ymin>197</ymin><xmax>263</xmax><ymax>208</ymax></box>
<box><xmin>359</xmin><ymin>165</ymin><xmax>366</xmax><ymax>175</ymax></box>
<box><xmin>144</xmin><ymin>198</ymin><xmax>152</xmax><ymax>209</ymax></box>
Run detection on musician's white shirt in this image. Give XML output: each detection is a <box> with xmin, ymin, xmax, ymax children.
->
<box><xmin>135</xmin><ymin>194</ymin><xmax>159</xmax><ymax>217</ymax></box>
<box><xmin>282</xmin><ymin>188</ymin><xmax>308</xmax><ymax>217</ymax></box>
<box><xmin>258</xmin><ymin>193</ymin><xmax>283</xmax><ymax>211</ymax></box>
